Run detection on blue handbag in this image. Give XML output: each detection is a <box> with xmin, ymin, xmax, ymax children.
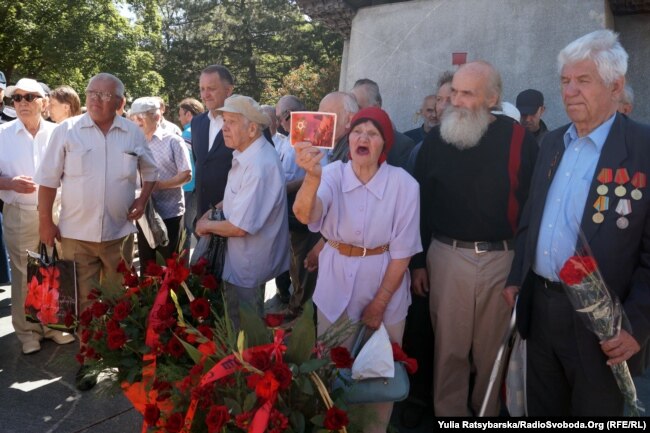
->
<box><xmin>333</xmin><ymin>326</ymin><xmax>410</xmax><ymax>404</ymax></box>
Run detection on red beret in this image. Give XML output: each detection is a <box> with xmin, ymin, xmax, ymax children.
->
<box><xmin>349</xmin><ymin>107</ymin><xmax>395</xmax><ymax>165</ymax></box>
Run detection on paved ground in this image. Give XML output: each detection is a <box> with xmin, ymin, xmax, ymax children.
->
<box><xmin>0</xmin><ymin>275</ymin><xmax>648</xmax><ymax>432</ymax></box>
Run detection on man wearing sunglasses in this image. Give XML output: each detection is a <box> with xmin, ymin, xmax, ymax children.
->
<box><xmin>0</xmin><ymin>78</ymin><xmax>76</xmax><ymax>355</ymax></box>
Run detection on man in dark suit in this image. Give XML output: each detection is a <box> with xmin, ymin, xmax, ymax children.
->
<box><xmin>191</xmin><ymin>65</ymin><xmax>235</xmax><ymax>219</ymax></box>
<box><xmin>504</xmin><ymin>29</ymin><xmax>650</xmax><ymax>416</ymax></box>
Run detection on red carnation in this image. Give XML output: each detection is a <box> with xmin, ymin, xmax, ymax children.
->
<box><xmin>78</xmin><ymin>308</ymin><xmax>93</xmax><ymax>326</ymax></box>
<box><xmin>91</xmin><ymin>301</ymin><xmax>109</xmax><ymax>318</ymax></box>
<box><xmin>201</xmin><ymin>274</ymin><xmax>218</xmax><ymax>290</ymax></box>
<box><xmin>143</xmin><ymin>403</ymin><xmax>161</xmax><ymax>426</ymax></box>
<box><xmin>264</xmin><ymin>313</ymin><xmax>285</xmax><ymax>328</ymax></box>
<box><xmin>255</xmin><ymin>370</ymin><xmax>280</xmax><ymax>400</ymax></box>
<box><xmin>235</xmin><ymin>411</ymin><xmax>253</xmax><ymax>429</ymax></box>
<box><xmin>391</xmin><ymin>342</ymin><xmax>418</xmax><ymax>374</ymax></box>
<box><xmin>197</xmin><ymin>324</ymin><xmax>214</xmax><ymax>340</ymax></box>
<box><xmin>106</xmin><ymin>319</ymin><xmax>120</xmax><ymax>332</ymax></box>
<box><xmin>112</xmin><ymin>300</ymin><xmax>132</xmax><ymax>321</ymax></box>
<box><xmin>246</xmin><ymin>350</ymin><xmax>272</xmax><ymax>371</ymax></box>
<box><xmin>559</xmin><ymin>255</ymin><xmax>598</xmax><ymax>286</ymax></box>
<box><xmin>64</xmin><ymin>311</ymin><xmax>75</xmax><ymax>328</ymax></box>
<box><xmin>93</xmin><ymin>330</ymin><xmax>104</xmax><ymax>341</ymax></box>
<box><xmin>268</xmin><ymin>408</ymin><xmax>289</xmax><ymax>433</ymax></box>
<box><xmin>166</xmin><ymin>337</ymin><xmax>186</xmax><ymax>358</ymax></box>
<box><xmin>117</xmin><ymin>259</ymin><xmax>129</xmax><ymax>274</ymax></box>
<box><xmin>205</xmin><ymin>405</ymin><xmax>230</xmax><ymax>433</ymax></box>
<box><xmin>190</xmin><ymin>298</ymin><xmax>210</xmax><ymax>319</ymax></box>
<box><xmin>164</xmin><ymin>412</ymin><xmax>184</xmax><ymax>433</ymax></box>
<box><xmin>271</xmin><ymin>362</ymin><xmax>293</xmax><ymax>390</ymax></box>
<box><xmin>190</xmin><ymin>257</ymin><xmax>208</xmax><ymax>275</ymax></box>
<box><xmin>330</xmin><ymin>347</ymin><xmax>353</xmax><ymax>369</ymax></box>
<box><xmin>123</xmin><ymin>273</ymin><xmax>139</xmax><ymax>288</ymax></box>
<box><xmin>81</xmin><ymin>329</ymin><xmax>92</xmax><ymax>344</ymax></box>
<box><xmin>323</xmin><ymin>406</ymin><xmax>349</xmax><ymax>430</ymax></box>
<box><xmin>107</xmin><ymin>328</ymin><xmax>127</xmax><ymax>350</ymax></box>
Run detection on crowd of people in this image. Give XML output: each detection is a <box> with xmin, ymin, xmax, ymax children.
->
<box><xmin>0</xmin><ymin>28</ymin><xmax>648</xmax><ymax>424</ymax></box>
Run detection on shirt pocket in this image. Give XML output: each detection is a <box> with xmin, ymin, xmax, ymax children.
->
<box><xmin>65</xmin><ymin>149</ymin><xmax>91</xmax><ymax>177</ymax></box>
<box><xmin>122</xmin><ymin>152</ymin><xmax>138</xmax><ymax>182</ymax></box>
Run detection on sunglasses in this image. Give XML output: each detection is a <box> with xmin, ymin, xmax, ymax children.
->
<box><xmin>11</xmin><ymin>94</ymin><xmax>42</xmax><ymax>103</ymax></box>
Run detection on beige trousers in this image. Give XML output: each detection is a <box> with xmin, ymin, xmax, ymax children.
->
<box><xmin>3</xmin><ymin>204</ymin><xmax>47</xmax><ymax>344</ymax></box>
<box><xmin>427</xmin><ymin>239</ymin><xmax>513</xmax><ymax>416</ymax></box>
<box><xmin>61</xmin><ymin>236</ymin><xmax>133</xmax><ymax>315</ymax></box>
<box><xmin>317</xmin><ymin>310</ymin><xmax>405</xmax><ymax>433</ymax></box>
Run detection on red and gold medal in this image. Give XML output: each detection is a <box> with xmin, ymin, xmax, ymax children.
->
<box><xmin>596</xmin><ymin>168</ymin><xmax>612</xmax><ymax>196</ymax></box>
<box><xmin>614</xmin><ymin>168</ymin><xmax>630</xmax><ymax>197</ymax></box>
<box><xmin>631</xmin><ymin>172</ymin><xmax>647</xmax><ymax>201</ymax></box>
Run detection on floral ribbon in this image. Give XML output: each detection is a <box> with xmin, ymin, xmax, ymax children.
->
<box><xmin>183</xmin><ymin>329</ymin><xmax>287</xmax><ymax>433</ymax></box>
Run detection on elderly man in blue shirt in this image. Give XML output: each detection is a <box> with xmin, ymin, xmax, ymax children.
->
<box><xmin>196</xmin><ymin>95</ymin><xmax>289</xmax><ymax>326</ymax></box>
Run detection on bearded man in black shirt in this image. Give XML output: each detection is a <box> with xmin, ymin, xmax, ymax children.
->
<box><xmin>412</xmin><ymin>61</ymin><xmax>538</xmax><ymax>416</ymax></box>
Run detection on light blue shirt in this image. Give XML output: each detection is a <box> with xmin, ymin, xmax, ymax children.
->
<box><xmin>534</xmin><ymin>114</ymin><xmax>616</xmax><ymax>281</ymax></box>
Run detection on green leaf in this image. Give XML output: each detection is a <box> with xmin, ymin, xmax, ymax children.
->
<box><xmin>310</xmin><ymin>414</ymin><xmax>325</xmax><ymax>427</ymax></box>
<box><xmin>285</xmin><ymin>300</ymin><xmax>316</xmax><ymax>364</ymax></box>
<box><xmin>299</xmin><ymin>376</ymin><xmax>314</xmax><ymax>395</ymax></box>
<box><xmin>298</xmin><ymin>358</ymin><xmax>329</xmax><ymax>373</ymax></box>
<box><xmin>243</xmin><ymin>391</ymin><xmax>257</xmax><ymax>412</ymax></box>
<box><xmin>223</xmin><ymin>397</ymin><xmax>242</xmax><ymax>415</ymax></box>
<box><xmin>176</xmin><ymin>335</ymin><xmax>203</xmax><ymax>365</ymax></box>
<box><xmin>120</xmin><ymin>356</ymin><xmax>137</xmax><ymax>368</ymax></box>
<box><xmin>290</xmin><ymin>411</ymin><xmax>306</xmax><ymax>433</ymax></box>
<box><xmin>239</xmin><ymin>303</ymin><xmax>270</xmax><ymax>347</ymax></box>
<box><xmin>169</xmin><ymin>289</ymin><xmax>187</xmax><ymax>327</ymax></box>
<box><xmin>155</xmin><ymin>251</ymin><xmax>165</xmax><ymax>265</ymax></box>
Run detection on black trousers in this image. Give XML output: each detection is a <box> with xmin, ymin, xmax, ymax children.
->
<box><xmin>527</xmin><ymin>276</ymin><xmax>624</xmax><ymax>416</ymax></box>
<box><xmin>137</xmin><ymin>215</ymin><xmax>184</xmax><ymax>275</ymax></box>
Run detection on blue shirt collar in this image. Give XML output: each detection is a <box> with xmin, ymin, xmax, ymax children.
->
<box><xmin>563</xmin><ymin>112</ymin><xmax>617</xmax><ymax>152</ymax></box>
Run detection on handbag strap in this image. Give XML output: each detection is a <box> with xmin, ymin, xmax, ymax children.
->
<box><xmin>351</xmin><ymin>325</ymin><xmax>370</xmax><ymax>357</ymax></box>
<box><xmin>38</xmin><ymin>243</ymin><xmax>61</xmax><ymax>265</ymax></box>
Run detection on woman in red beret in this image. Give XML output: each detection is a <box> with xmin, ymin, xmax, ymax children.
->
<box><xmin>293</xmin><ymin>106</ymin><xmax>422</xmax><ymax>432</ymax></box>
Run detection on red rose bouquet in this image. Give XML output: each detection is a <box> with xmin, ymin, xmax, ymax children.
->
<box><xmin>79</xmin><ymin>253</ymin><xmax>370</xmax><ymax>432</ymax></box>
<box><xmin>559</xmin><ymin>254</ymin><xmax>643</xmax><ymax>416</ymax></box>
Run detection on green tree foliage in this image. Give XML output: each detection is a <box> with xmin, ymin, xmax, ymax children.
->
<box><xmin>0</xmin><ymin>0</ymin><xmax>342</xmax><ymax>114</ymax></box>
<box><xmin>155</xmin><ymin>0</ymin><xmax>343</xmax><ymax>111</ymax></box>
<box><xmin>0</xmin><ymin>0</ymin><xmax>164</xmax><ymax>97</ymax></box>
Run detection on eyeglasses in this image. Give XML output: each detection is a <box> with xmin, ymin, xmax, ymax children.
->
<box><xmin>11</xmin><ymin>94</ymin><xmax>42</xmax><ymax>103</ymax></box>
<box><xmin>277</xmin><ymin>110</ymin><xmax>290</xmax><ymax>122</ymax></box>
<box><xmin>85</xmin><ymin>90</ymin><xmax>115</xmax><ymax>102</ymax></box>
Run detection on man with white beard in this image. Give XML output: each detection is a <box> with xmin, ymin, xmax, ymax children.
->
<box><xmin>411</xmin><ymin>61</ymin><xmax>538</xmax><ymax>416</ymax></box>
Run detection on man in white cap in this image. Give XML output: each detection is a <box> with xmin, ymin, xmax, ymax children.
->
<box><xmin>195</xmin><ymin>94</ymin><xmax>289</xmax><ymax>326</ymax></box>
<box><xmin>130</xmin><ymin>96</ymin><xmax>191</xmax><ymax>273</ymax></box>
<box><xmin>36</xmin><ymin>73</ymin><xmax>158</xmax><ymax>390</ymax></box>
<box><xmin>0</xmin><ymin>78</ymin><xmax>75</xmax><ymax>355</ymax></box>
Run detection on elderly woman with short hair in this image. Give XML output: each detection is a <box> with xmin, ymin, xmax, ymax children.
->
<box><xmin>48</xmin><ymin>85</ymin><xmax>82</xmax><ymax>123</ymax></box>
<box><xmin>293</xmin><ymin>106</ymin><xmax>422</xmax><ymax>433</ymax></box>
<box><xmin>131</xmin><ymin>97</ymin><xmax>192</xmax><ymax>274</ymax></box>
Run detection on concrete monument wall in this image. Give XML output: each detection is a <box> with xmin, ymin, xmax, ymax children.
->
<box><xmin>341</xmin><ymin>0</ymin><xmax>638</xmax><ymax>132</ymax></box>
<box><xmin>615</xmin><ymin>14</ymin><xmax>650</xmax><ymax>123</ymax></box>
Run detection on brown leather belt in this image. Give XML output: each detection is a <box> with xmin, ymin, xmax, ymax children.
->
<box><xmin>433</xmin><ymin>234</ymin><xmax>514</xmax><ymax>254</ymax></box>
<box><xmin>328</xmin><ymin>240</ymin><xmax>389</xmax><ymax>257</ymax></box>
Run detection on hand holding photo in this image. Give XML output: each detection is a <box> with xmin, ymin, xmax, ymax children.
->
<box><xmin>290</xmin><ymin>111</ymin><xmax>337</xmax><ymax>149</ymax></box>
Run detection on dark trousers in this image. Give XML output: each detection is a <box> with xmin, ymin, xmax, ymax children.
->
<box><xmin>137</xmin><ymin>215</ymin><xmax>183</xmax><ymax>275</ymax></box>
<box><xmin>527</xmin><ymin>277</ymin><xmax>624</xmax><ymax>416</ymax></box>
<box><xmin>182</xmin><ymin>190</ymin><xmax>197</xmax><ymax>252</ymax></box>
<box><xmin>0</xmin><ymin>212</ymin><xmax>10</xmax><ymax>284</ymax></box>
<box><xmin>288</xmin><ymin>229</ymin><xmax>319</xmax><ymax>312</ymax></box>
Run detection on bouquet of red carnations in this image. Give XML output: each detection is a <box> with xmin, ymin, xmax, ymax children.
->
<box><xmin>559</xmin><ymin>255</ymin><xmax>643</xmax><ymax>416</ymax></box>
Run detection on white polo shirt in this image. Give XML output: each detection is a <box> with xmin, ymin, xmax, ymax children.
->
<box><xmin>35</xmin><ymin>113</ymin><xmax>158</xmax><ymax>242</ymax></box>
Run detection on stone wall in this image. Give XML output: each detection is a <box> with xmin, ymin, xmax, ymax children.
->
<box><xmin>340</xmin><ymin>0</ymin><xmax>648</xmax><ymax>132</ymax></box>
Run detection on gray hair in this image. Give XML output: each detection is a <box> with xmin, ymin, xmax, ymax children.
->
<box><xmin>90</xmin><ymin>73</ymin><xmax>124</xmax><ymax>97</ymax></box>
<box><xmin>277</xmin><ymin>95</ymin><xmax>305</xmax><ymax>112</ymax></box>
<box><xmin>342</xmin><ymin>92</ymin><xmax>359</xmax><ymax>114</ymax></box>
<box><xmin>558</xmin><ymin>29</ymin><xmax>628</xmax><ymax>85</ymax></box>
<box><xmin>621</xmin><ymin>84</ymin><xmax>634</xmax><ymax>105</ymax></box>
<box><xmin>352</xmin><ymin>78</ymin><xmax>382</xmax><ymax>107</ymax></box>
